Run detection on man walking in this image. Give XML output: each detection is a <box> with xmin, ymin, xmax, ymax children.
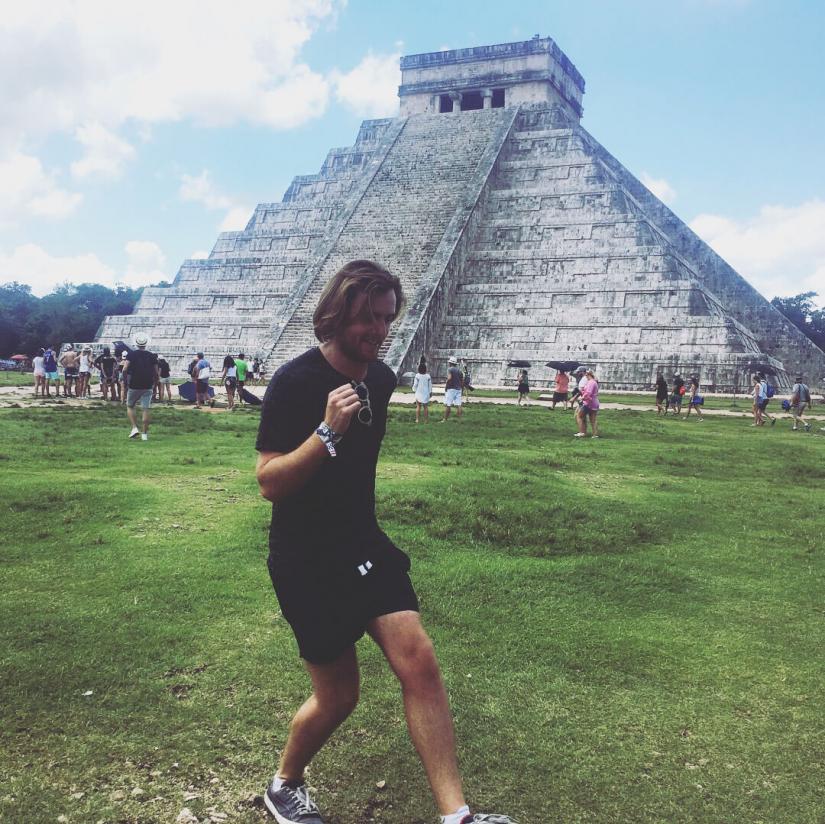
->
<box><xmin>122</xmin><ymin>335</ymin><xmax>158</xmax><ymax>441</ymax></box>
<box><xmin>255</xmin><ymin>260</ymin><xmax>517</xmax><ymax>824</ymax></box>
<box><xmin>790</xmin><ymin>376</ymin><xmax>812</xmax><ymax>432</ymax></box>
<box><xmin>441</xmin><ymin>355</ymin><xmax>464</xmax><ymax>422</ymax></box>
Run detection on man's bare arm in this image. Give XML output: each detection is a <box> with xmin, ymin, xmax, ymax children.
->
<box><xmin>255</xmin><ymin>383</ymin><xmax>362</xmax><ymax>503</ymax></box>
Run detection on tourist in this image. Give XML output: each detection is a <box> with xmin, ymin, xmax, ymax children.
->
<box><xmin>32</xmin><ymin>348</ymin><xmax>45</xmax><ymax>398</ymax></box>
<box><xmin>413</xmin><ymin>360</ymin><xmax>433</xmax><ymax>422</ymax></box>
<box><xmin>460</xmin><ymin>358</ymin><xmax>474</xmax><ymax>402</ymax></box>
<box><xmin>255</xmin><ymin>259</ymin><xmax>517</xmax><ymax>824</ymax></box>
<box><xmin>259</xmin><ymin>360</ymin><xmax>267</xmax><ymax>384</ymax></box>
<box><xmin>516</xmin><ymin>369</ymin><xmax>529</xmax><ymax>406</ymax></box>
<box><xmin>670</xmin><ymin>374</ymin><xmax>685</xmax><ymax>415</ymax></box>
<box><xmin>441</xmin><ymin>355</ymin><xmax>464</xmax><ymax>422</ymax></box>
<box><xmin>685</xmin><ymin>374</ymin><xmax>704</xmax><ymax>420</ymax></box>
<box><xmin>193</xmin><ymin>351</ymin><xmax>212</xmax><ymax>408</ymax></box>
<box><xmin>574</xmin><ymin>368</ymin><xmax>600</xmax><ymax>438</ymax></box>
<box><xmin>569</xmin><ymin>369</ymin><xmax>588</xmax><ymax>410</ymax></box>
<box><xmin>751</xmin><ymin>375</ymin><xmax>763</xmax><ymax>426</ymax></box>
<box><xmin>59</xmin><ymin>345</ymin><xmax>79</xmax><ymax>398</ymax></box>
<box><xmin>757</xmin><ymin>373</ymin><xmax>776</xmax><ymax>426</ymax></box>
<box><xmin>551</xmin><ymin>369</ymin><xmax>569</xmax><ymax>409</ymax></box>
<box><xmin>655</xmin><ymin>373</ymin><xmax>668</xmax><ymax>414</ymax></box>
<box><xmin>42</xmin><ymin>346</ymin><xmax>59</xmax><ymax>398</ymax></box>
<box><xmin>235</xmin><ymin>352</ymin><xmax>249</xmax><ymax>404</ymax></box>
<box><xmin>156</xmin><ymin>355</ymin><xmax>173</xmax><ymax>403</ymax></box>
<box><xmin>789</xmin><ymin>375</ymin><xmax>812</xmax><ymax>432</ymax></box>
<box><xmin>118</xmin><ymin>350</ymin><xmax>130</xmax><ymax>404</ymax></box>
<box><xmin>252</xmin><ymin>357</ymin><xmax>260</xmax><ymax>383</ymax></box>
<box><xmin>78</xmin><ymin>346</ymin><xmax>93</xmax><ymax>399</ymax></box>
<box><xmin>122</xmin><ymin>335</ymin><xmax>158</xmax><ymax>441</ymax></box>
<box><xmin>221</xmin><ymin>354</ymin><xmax>238</xmax><ymax>410</ymax></box>
<box><xmin>94</xmin><ymin>346</ymin><xmax>118</xmax><ymax>402</ymax></box>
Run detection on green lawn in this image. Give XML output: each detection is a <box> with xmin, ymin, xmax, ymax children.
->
<box><xmin>1</xmin><ymin>403</ymin><xmax>823</xmax><ymax>823</ymax></box>
<box><xmin>0</xmin><ymin>371</ymin><xmax>34</xmax><ymax>387</ymax></box>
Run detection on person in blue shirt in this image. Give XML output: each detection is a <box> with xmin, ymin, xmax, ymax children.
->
<box><xmin>42</xmin><ymin>347</ymin><xmax>60</xmax><ymax>398</ymax></box>
<box><xmin>193</xmin><ymin>352</ymin><xmax>212</xmax><ymax>408</ymax></box>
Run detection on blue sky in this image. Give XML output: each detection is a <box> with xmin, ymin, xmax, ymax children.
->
<box><xmin>2</xmin><ymin>0</ymin><xmax>824</xmax><ymax>303</ymax></box>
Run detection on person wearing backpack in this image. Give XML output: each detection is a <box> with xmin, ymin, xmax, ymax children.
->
<box><xmin>757</xmin><ymin>373</ymin><xmax>776</xmax><ymax>426</ymax></box>
<box><xmin>790</xmin><ymin>376</ymin><xmax>812</xmax><ymax>432</ymax></box>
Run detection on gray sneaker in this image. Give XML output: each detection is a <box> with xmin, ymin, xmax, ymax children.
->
<box><xmin>462</xmin><ymin>815</ymin><xmax>520</xmax><ymax>824</ymax></box>
<box><xmin>264</xmin><ymin>780</ymin><xmax>326</xmax><ymax>824</ymax></box>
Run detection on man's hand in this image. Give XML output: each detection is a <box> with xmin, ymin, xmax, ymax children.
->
<box><xmin>324</xmin><ymin>383</ymin><xmax>362</xmax><ymax>434</ymax></box>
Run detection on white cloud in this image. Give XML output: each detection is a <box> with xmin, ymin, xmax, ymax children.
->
<box><xmin>332</xmin><ymin>51</ymin><xmax>401</xmax><ymax>118</ymax></box>
<box><xmin>0</xmin><ymin>0</ymin><xmax>342</xmax><ymax>154</ymax></box>
<box><xmin>179</xmin><ymin>170</ymin><xmax>233</xmax><ymax>211</ymax></box>
<box><xmin>640</xmin><ymin>172</ymin><xmax>676</xmax><ymax>205</ymax></box>
<box><xmin>70</xmin><ymin>122</ymin><xmax>135</xmax><ymax>180</ymax></box>
<box><xmin>0</xmin><ymin>152</ymin><xmax>82</xmax><ymax>225</ymax></box>
<box><xmin>0</xmin><ymin>243</ymin><xmax>114</xmax><ymax>296</ymax></box>
<box><xmin>179</xmin><ymin>170</ymin><xmax>251</xmax><ymax>232</ymax></box>
<box><xmin>690</xmin><ymin>199</ymin><xmax>825</xmax><ymax>301</ymax></box>
<box><xmin>122</xmin><ymin>240</ymin><xmax>168</xmax><ymax>288</ymax></box>
<box><xmin>219</xmin><ymin>207</ymin><xmax>253</xmax><ymax>232</ymax></box>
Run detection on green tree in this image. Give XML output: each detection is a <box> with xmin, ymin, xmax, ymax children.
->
<box><xmin>771</xmin><ymin>292</ymin><xmax>825</xmax><ymax>351</ymax></box>
<box><xmin>0</xmin><ymin>282</ymin><xmax>38</xmax><ymax>356</ymax></box>
<box><xmin>0</xmin><ymin>281</ymin><xmax>144</xmax><ymax>357</ymax></box>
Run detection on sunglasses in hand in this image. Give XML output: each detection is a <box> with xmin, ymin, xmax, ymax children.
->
<box><xmin>350</xmin><ymin>381</ymin><xmax>373</xmax><ymax>426</ymax></box>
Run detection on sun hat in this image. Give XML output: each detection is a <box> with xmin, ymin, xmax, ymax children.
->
<box><xmin>448</xmin><ymin>356</ymin><xmax>458</xmax><ymax>364</ymax></box>
<box><xmin>134</xmin><ymin>334</ymin><xmax>148</xmax><ymax>346</ymax></box>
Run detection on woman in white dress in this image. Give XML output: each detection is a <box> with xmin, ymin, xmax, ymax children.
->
<box><xmin>412</xmin><ymin>362</ymin><xmax>433</xmax><ymax>423</ymax></box>
<box><xmin>32</xmin><ymin>349</ymin><xmax>45</xmax><ymax>398</ymax></box>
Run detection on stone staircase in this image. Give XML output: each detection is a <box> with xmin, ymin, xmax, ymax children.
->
<box><xmin>433</xmin><ymin>106</ymin><xmax>778</xmax><ymax>389</ymax></box>
<box><xmin>93</xmin><ymin>120</ymin><xmax>396</xmax><ymax>375</ymax></box>
<box><xmin>262</xmin><ymin>108</ymin><xmax>517</xmax><ymax>372</ymax></box>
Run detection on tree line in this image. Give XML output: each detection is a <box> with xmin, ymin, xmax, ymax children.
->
<box><xmin>770</xmin><ymin>292</ymin><xmax>825</xmax><ymax>352</ymax></box>
<box><xmin>0</xmin><ymin>281</ymin><xmax>144</xmax><ymax>358</ymax></box>
<box><xmin>1</xmin><ymin>280</ymin><xmax>824</xmax><ymax>359</ymax></box>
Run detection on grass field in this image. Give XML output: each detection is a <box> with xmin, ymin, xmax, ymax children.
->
<box><xmin>1</xmin><ymin>402</ymin><xmax>823</xmax><ymax>823</ymax></box>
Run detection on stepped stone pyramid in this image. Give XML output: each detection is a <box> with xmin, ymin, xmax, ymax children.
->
<box><xmin>95</xmin><ymin>36</ymin><xmax>825</xmax><ymax>389</ymax></box>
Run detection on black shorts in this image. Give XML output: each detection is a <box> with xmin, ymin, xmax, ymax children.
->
<box><xmin>552</xmin><ymin>391</ymin><xmax>568</xmax><ymax>402</ymax></box>
<box><xmin>268</xmin><ymin>553</ymin><xmax>419</xmax><ymax>664</ymax></box>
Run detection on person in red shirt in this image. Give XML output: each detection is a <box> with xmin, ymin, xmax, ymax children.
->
<box><xmin>551</xmin><ymin>370</ymin><xmax>569</xmax><ymax>409</ymax></box>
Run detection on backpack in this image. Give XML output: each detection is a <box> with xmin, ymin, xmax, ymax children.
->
<box><xmin>766</xmin><ymin>384</ymin><xmax>776</xmax><ymax>398</ymax></box>
<box><xmin>797</xmin><ymin>383</ymin><xmax>811</xmax><ymax>404</ymax></box>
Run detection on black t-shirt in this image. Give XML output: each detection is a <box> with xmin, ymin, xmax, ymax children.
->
<box><xmin>157</xmin><ymin>358</ymin><xmax>170</xmax><ymax>379</ymax></box>
<box><xmin>255</xmin><ymin>347</ymin><xmax>406</xmax><ymax>573</ymax></box>
<box><xmin>95</xmin><ymin>355</ymin><xmax>116</xmax><ymax>379</ymax></box>
<box><xmin>126</xmin><ymin>349</ymin><xmax>158</xmax><ymax>390</ymax></box>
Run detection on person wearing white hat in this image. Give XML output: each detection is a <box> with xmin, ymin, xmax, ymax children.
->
<box><xmin>122</xmin><ymin>335</ymin><xmax>158</xmax><ymax>441</ymax></box>
<box><xmin>441</xmin><ymin>356</ymin><xmax>464</xmax><ymax>422</ymax></box>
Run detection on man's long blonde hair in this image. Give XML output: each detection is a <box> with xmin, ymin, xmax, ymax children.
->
<box><xmin>313</xmin><ymin>260</ymin><xmax>404</xmax><ymax>343</ymax></box>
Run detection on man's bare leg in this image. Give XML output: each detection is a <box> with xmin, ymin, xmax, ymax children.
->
<box><xmin>368</xmin><ymin>611</ymin><xmax>466</xmax><ymax>816</ymax></box>
<box><xmin>277</xmin><ymin>647</ymin><xmax>360</xmax><ymax>782</ymax></box>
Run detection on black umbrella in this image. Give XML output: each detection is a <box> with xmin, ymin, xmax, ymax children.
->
<box><xmin>507</xmin><ymin>359</ymin><xmax>532</xmax><ymax>369</ymax></box>
<box><xmin>743</xmin><ymin>361</ymin><xmax>777</xmax><ymax>377</ymax></box>
<box><xmin>113</xmin><ymin>340</ymin><xmax>132</xmax><ymax>359</ymax></box>
<box><xmin>546</xmin><ymin>360</ymin><xmax>582</xmax><ymax>372</ymax></box>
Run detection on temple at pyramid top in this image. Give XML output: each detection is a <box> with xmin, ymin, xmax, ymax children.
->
<box><xmin>90</xmin><ymin>35</ymin><xmax>825</xmax><ymax>390</ymax></box>
<box><xmin>398</xmin><ymin>36</ymin><xmax>585</xmax><ymax>121</ymax></box>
